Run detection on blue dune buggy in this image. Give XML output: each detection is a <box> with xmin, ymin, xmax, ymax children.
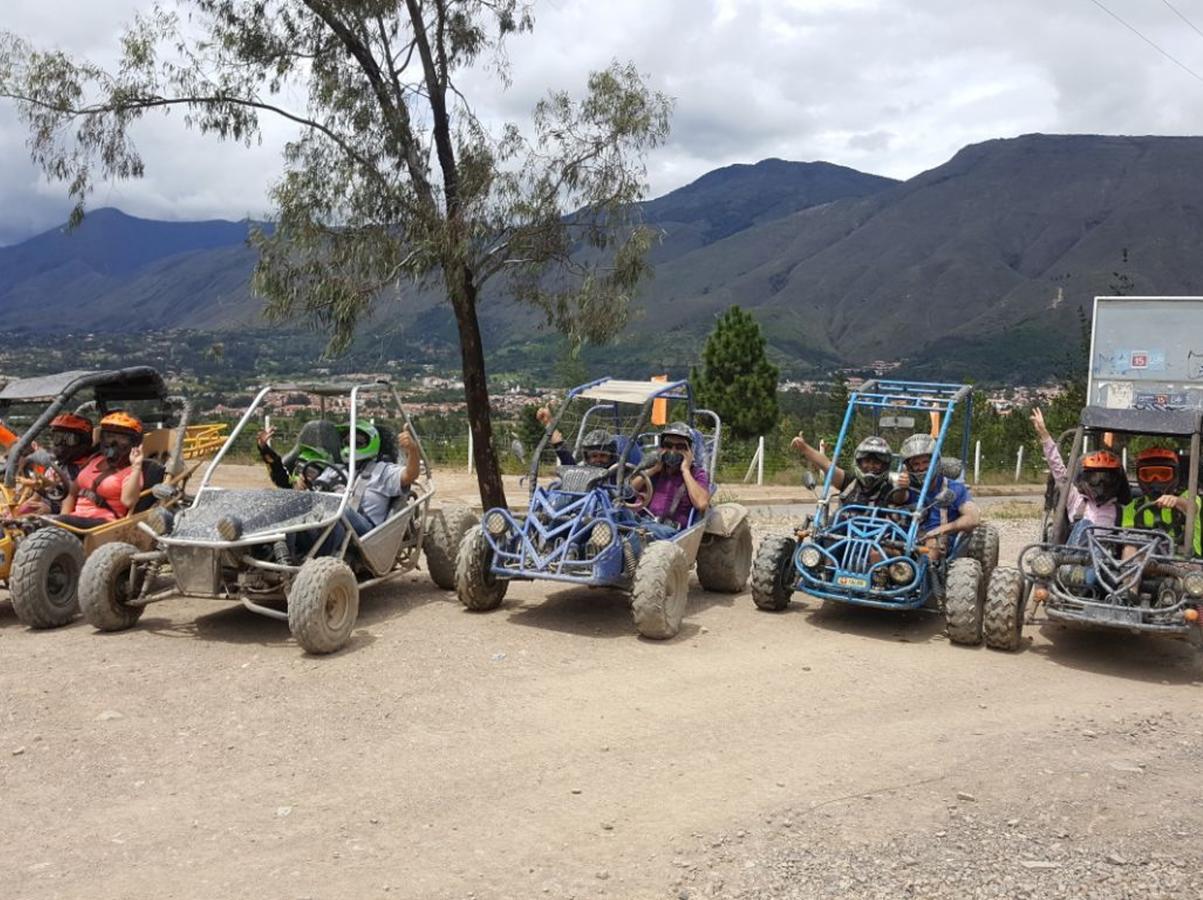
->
<box><xmin>454</xmin><ymin>378</ymin><xmax>752</xmax><ymax>639</ymax></box>
<box><xmin>751</xmin><ymin>380</ymin><xmax>999</xmax><ymax>644</ymax></box>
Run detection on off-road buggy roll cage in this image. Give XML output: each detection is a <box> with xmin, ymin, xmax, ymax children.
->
<box><xmin>77</xmin><ymin>378</ymin><xmax>476</xmax><ymax>654</ymax></box>
<box><xmin>1000</xmin><ymin>405</ymin><xmax>1203</xmax><ymax>640</ymax></box>
<box><xmin>798</xmin><ymin>379</ymin><xmax>975</xmax><ymax>609</ymax></box>
<box><xmin>457</xmin><ymin>377</ymin><xmax>752</xmax><ymax>640</ymax></box>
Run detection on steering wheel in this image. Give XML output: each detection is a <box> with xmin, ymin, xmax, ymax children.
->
<box><xmin>19</xmin><ymin>453</ymin><xmax>73</xmax><ymax>501</ymax></box>
<box><xmin>1132</xmin><ymin>496</ymin><xmax>1186</xmax><ymax>538</ymax></box>
<box><xmin>609</xmin><ymin>460</ymin><xmax>654</xmax><ymax>511</ymax></box>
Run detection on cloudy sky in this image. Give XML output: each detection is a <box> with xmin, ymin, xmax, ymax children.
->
<box><xmin>3</xmin><ymin>0</ymin><xmax>1203</xmax><ymax>245</ymax></box>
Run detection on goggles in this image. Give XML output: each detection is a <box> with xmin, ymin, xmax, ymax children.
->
<box><xmin>1138</xmin><ymin>465</ymin><xmax>1177</xmax><ymax>485</ymax></box>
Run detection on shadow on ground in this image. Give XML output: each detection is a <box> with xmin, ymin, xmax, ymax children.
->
<box><xmin>794</xmin><ymin>594</ymin><xmax>948</xmax><ymax>645</ymax></box>
<box><xmin>1026</xmin><ymin>620</ymin><xmax>1203</xmax><ymax>685</ymax></box>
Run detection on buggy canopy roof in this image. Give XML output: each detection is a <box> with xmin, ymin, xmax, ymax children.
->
<box><xmin>1080</xmin><ymin>405</ymin><xmax>1203</xmax><ymax>437</ymax></box>
<box><xmin>0</xmin><ymin>367</ymin><xmax>167</xmax><ymax>404</ymax></box>
<box><xmin>575</xmin><ymin>378</ymin><xmax>690</xmax><ymax>404</ymax></box>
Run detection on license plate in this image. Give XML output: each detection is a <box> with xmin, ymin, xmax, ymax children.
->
<box><xmin>836</xmin><ymin>575</ymin><xmax>868</xmax><ymax>589</ymax></box>
<box><xmin>1082</xmin><ymin>604</ymin><xmax>1142</xmax><ymax>625</ymax></box>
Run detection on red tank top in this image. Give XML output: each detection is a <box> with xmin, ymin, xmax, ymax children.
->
<box><xmin>74</xmin><ymin>456</ymin><xmax>136</xmax><ymax>521</ymax></box>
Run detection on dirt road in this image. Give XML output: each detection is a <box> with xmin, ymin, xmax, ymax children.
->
<box><xmin>3</xmin><ymin>516</ymin><xmax>1202</xmax><ymax>899</ymax></box>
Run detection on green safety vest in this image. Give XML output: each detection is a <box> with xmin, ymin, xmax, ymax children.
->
<box><xmin>1120</xmin><ymin>492</ymin><xmax>1203</xmax><ymax>556</ymax></box>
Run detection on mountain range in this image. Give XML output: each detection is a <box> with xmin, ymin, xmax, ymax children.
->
<box><xmin>2</xmin><ymin>133</ymin><xmax>1200</xmax><ymax>381</ymax></box>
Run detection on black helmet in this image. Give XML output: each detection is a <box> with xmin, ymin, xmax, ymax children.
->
<box><xmin>581</xmin><ymin>428</ymin><xmax>617</xmax><ymax>465</ymax></box>
<box><xmin>853</xmin><ymin>435</ymin><xmax>892</xmax><ymax>491</ymax></box>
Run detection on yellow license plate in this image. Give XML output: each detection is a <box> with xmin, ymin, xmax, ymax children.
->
<box><xmin>836</xmin><ymin>575</ymin><xmax>868</xmax><ymax>588</ymax></box>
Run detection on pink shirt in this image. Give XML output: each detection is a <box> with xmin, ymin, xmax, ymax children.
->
<box><xmin>74</xmin><ymin>455</ymin><xmax>137</xmax><ymax>521</ymax></box>
<box><xmin>1041</xmin><ymin>437</ymin><xmax>1117</xmax><ymax>527</ymax></box>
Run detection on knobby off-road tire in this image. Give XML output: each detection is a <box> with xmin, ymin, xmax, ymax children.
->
<box><xmin>966</xmin><ymin>524</ymin><xmax>1000</xmax><ymax>578</ymax></box>
<box><xmin>696</xmin><ymin>518</ymin><xmax>753</xmax><ymax>593</ymax></box>
<box><xmin>423</xmin><ymin>505</ymin><xmax>479</xmax><ymax>590</ymax></box>
<box><xmin>944</xmin><ymin>557</ymin><xmax>984</xmax><ymax>645</ymax></box>
<box><xmin>983</xmin><ymin>565</ymin><xmax>1026</xmax><ymax>651</ymax></box>
<box><xmin>287</xmin><ymin>557</ymin><xmax>359</xmax><ymax>654</ymax></box>
<box><xmin>455</xmin><ymin>525</ymin><xmax>508</xmax><ymax>611</ymax></box>
<box><xmin>10</xmin><ymin>527</ymin><xmax>85</xmax><ymax>628</ymax></box>
<box><xmin>79</xmin><ymin>541</ymin><xmax>145</xmax><ymax>632</ymax></box>
<box><xmin>750</xmin><ymin>533</ymin><xmax>797</xmax><ymax>611</ymax></box>
<box><xmin>631</xmin><ymin>540</ymin><xmax>690</xmax><ymax>640</ymax></box>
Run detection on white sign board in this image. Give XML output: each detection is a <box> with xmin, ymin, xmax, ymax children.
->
<box><xmin>1089</xmin><ymin>296</ymin><xmax>1203</xmax><ymax>411</ymax></box>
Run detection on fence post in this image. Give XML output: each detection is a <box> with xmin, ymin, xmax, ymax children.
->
<box><xmin>1014</xmin><ymin>444</ymin><xmax>1024</xmax><ymax>482</ymax></box>
<box><xmin>743</xmin><ymin>440</ymin><xmax>762</xmax><ymax>484</ymax></box>
<box><xmin>1122</xmin><ymin>447</ymin><xmax>1128</xmax><ymax>471</ymax></box>
<box><xmin>467</xmin><ymin>427</ymin><xmax>474</xmax><ymax>476</ymax></box>
<box><xmin>264</xmin><ymin>414</ymin><xmax>271</xmax><ymax>433</ymax></box>
<box><xmin>974</xmin><ymin>439</ymin><xmax>981</xmax><ymax>484</ymax></box>
<box><xmin>756</xmin><ymin>436</ymin><xmax>765</xmax><ymax>486</ymax></box>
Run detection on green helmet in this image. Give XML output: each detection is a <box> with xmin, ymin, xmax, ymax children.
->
<box><xmin>292</xmin><ymin>444</ymin><xmax>334</xmax><ymax>487</ymax></box>
<box><xmin>350</xmin><ymin>424</ymin><xmax>381</xmax><ymax>463</ymax></box>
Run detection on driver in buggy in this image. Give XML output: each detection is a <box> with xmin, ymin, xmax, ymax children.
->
<box><xmin>1121</xmin><ymin>447</ymin><xmax>1202</xmax><ymax>558</ymax></box>
<box><xmin>17</xmin><ymin>412</ymin><xmax>96</xmax><ymax>515</ymax></box>
<box><xmin>252</xmin><ymin>421</ymin><xmax>419</xmax><ymax>555</ymax></box>
<box><xmin>630</xmin><ymin>421</ymin><xmax>710</xmax><ymax>535</ymax></box>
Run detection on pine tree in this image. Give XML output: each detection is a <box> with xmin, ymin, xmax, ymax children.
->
<box><xmin>692</xmin><ymin>306</ymin><xmax>779</xmax><ymax>439</ymax></box>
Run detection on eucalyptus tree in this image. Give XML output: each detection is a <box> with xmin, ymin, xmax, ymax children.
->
<box><xmin>0</xmin><ymin>1</ymin><xmax>671</xmax><ymax>508</ymax></box>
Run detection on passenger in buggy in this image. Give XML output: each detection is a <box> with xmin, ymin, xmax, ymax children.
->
<box><xmin>790</xmin><ymin>432</ymin><xmax>900</xmax><ymax>508</ymax></box>
<box><xmin>889</xmin><ymin>433</ymin><xmax>980</xmax><ymax>563</ymax></box>
<box><xmin>57</xmin><ymin>411</ymin><xmax>153</xmax><ymax>529</ymax></box>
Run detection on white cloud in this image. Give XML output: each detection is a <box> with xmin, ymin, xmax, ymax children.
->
<box><xmin>3</xmin><ymin>0</ymin><xmax>1203</xmax><ymax>243</ymax></box>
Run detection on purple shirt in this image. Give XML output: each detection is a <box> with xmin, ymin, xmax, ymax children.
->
<box><xmin>648</xmin><ymin>465</ymin><xmax>710</xmax><ymax>527</ymax></box>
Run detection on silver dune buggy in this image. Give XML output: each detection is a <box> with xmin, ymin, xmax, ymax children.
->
<box><xmin>76</xmin><ymin>380</ymin><xmax>476</xmax><ymax>654</ymax></box>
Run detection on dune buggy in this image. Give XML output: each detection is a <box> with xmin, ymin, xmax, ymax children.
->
<box><xmin>0</xmin><ymin>367</ymin><xmax>198</xmax><ymax>628</ymax></box>
<box><xmin>984</xmin><ymin>405</ymin><xmax>1203</xmax><ymax>651</ymax></box>
<box><xmin>751</xmin><ymin>380</ymin><xmax>1000</xmax><ymax>643</ymax></box>
<box><xmin>76</xmin><ymin>380</ymin><xmax>476</xmax><ymax>654</ymax></box>
<box><xmin>455</xmin><ymin>377</ymin><xmax>752</xmax><ymax>639</ymax></box>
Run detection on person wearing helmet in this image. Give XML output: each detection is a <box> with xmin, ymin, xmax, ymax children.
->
<box><xmin>630</xmin><ymin>421</ymin><xmax>710</xmax><ymax>530</ymax></box>
<box><xmin>892</xmin><ymin>432</ymin><xmax>979</xmax><ymax>561</ymax></box>
<box><xmin>1031</xmin><ymin>408</ymin><xmax>1129</xmax><ymax>539</ymax></box>
<box><xmin>1120</xmin><ymin>447</ymin><xmax>1202</xmax><ymax>557</ymax></box>
<box><xmin>17</xmin><ymin>413</ymin><xmax>96</xmax><ymax>515</ymax></box>
<box><xmin>58</xmin><ymin>410</ymin><xmax>145</xmax><ymax>527</ymax></box>
<box><xmin>534</xmin><ymin>407</ymin><xmax>621</xmax><ymax>469</ymax></box>
<box><xmin>790</xmin><ymin>432</ymin><xmax>897</xmax><ymax>506</ymax></box>
<box><xmin>256</xmin><ymin>426</ymin><xmax>338</xmax><ymax>490</ymax></box>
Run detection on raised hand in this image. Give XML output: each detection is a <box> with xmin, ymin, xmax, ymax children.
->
<box><xmin>1029</xmin><ymin>408</ymin><xmax>1050</xmax><ymax>441</ymax></box>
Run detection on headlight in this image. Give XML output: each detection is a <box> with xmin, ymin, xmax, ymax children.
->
<box><xmin>1183</xmin><ymin>572</ymin><xmax>1203</xmax><ymax>598</ymax></box>
<box><xmin>588</xmin><ymin>521</ymin><xmax>614</xmax><ymax>550</ymax></box>
<box><xmin>485</xmin><ymin>511</ymin><xmax>509</xmax><ymax>536</ymax></box>
<box><xmin>800</xmin><ymin>545</ymin><xmax>822</xmax><ymax>568</ymax></box>
<box><xmin>889</xmin><ymin>560</ymin><xmax>915</xmax><ymax>584</ymax></box>
<box><xmin>1030</xmin><ymin>551</ymin><xmax>1057</xmax><ymax>578</ymax></box>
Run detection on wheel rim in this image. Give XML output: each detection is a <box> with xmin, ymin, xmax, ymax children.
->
<box><xmin>46</xmin><ymin>556</ymin><xmax>77</xmax><ymax>606</ymax></box>
<box><xmin>325</xmin><ymin>582</ymin><xmax>353</xmax><ymax>632</ymax></box>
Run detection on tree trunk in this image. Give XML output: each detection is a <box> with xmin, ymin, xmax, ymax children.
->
<box><xmin>447</xmin><ymin>262</ymin><xmax>508</xmax><ymax>511</ymax></box>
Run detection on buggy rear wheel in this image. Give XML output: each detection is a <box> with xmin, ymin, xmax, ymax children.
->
<box><xmin>10</xmin><ymin>526</ymin><xmax>85</xmax><ymax>628</ymax></box>
<box><xmin>424</xmin><ymin>505</ymin><xmax>479</xmax><ymax>590</ymax></box>
<box><xmin>965</xmin><ymin>524</ymin><xmax>1000</xmax><ymax>578</ymax></box>
<box><xmin>983</xmin><ymin>566</ymin><xmax>1027</xmax><ymax>651</ymax></box>
<box><xmin>287</xmin><ymin>557</ymin><xmax>359</xmax><ymax>654</ymax></box>
<box><xmin>455</xmin><ymin>525</ymin><xmax>508</xmax><ymax>611</ymax></box>
<box><xmin>696</xmin><ymin>517</ymin><xmax>753</xmax><ymax>593</ymax></box>
<box><xmin>944</xmin><ymin>557</ymin><xmax>984</xmax><ymax>645</ymax></box>
<box><xmin>750</xmin><ymin>533</ymin><xmax>796</xmax><ymax>611</ymax></box>
<box><xmin>631</xmin><ymin>540</ymin><xmax>690</xmax><ymax>639</ymax></box>
<box><xmin>79</xmin><ymin>541</ymin><xmax>146</xmax><ymax>632</ymax></box>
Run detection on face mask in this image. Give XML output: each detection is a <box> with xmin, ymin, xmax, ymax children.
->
<box><xmin>660</xmin><ymin>450</ymin><xmax>684</xmax><ymax>469</ymax></box>
<box><xmin>102</xmin><ymin>440</ymin><xmax>131</xmax><ymax>464</ymax></box>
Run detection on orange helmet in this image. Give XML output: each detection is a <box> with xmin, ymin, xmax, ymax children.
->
<box><xmin>50</xmin><ymin>412</ymin><xmax>93</xmax><ymax>437</ymax></box>
<box><xmin>1081</xmin><ymin>450</ymin><xmax>1121</xmax><ymax>471</ymax></box>
<box><xmin>1135</xmin><ymin>446</ymin><xmax>1179</xmax><ymax>490</ymax></box>
<box><xmin>99</xmin><ymin>410</ymin><xmax>143</xmax><ymax>437</ymax></box>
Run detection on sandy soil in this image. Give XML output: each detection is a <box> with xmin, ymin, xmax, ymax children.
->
<box><xmin>2</xmin><ymin>505</ymin><xmax>1201</xmax><ymax>899</ymax></box>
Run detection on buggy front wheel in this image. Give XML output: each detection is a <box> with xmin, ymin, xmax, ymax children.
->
<box><xmin>631</xmin><ymin>540</ymin><xmax>690</xmax><ymax>639</ymax></box>
<box><xmin>750</xmin><ymin>533</ymin><xmax>796</xmax><ymax>611</ymax></box>
<box><xmin>455</xmin><ymin>525</ymin><xmax>508</xmax><ymax>611</ymax></box>
<box><xmin>288</xmin><ymin>557</ymin><xmax>359</xmax><ymax>654</ymax></box>
<box><xmin>944</xmin><ymin>557</ymin><xmax>984</xmax><ymax>645</ymax></box>
<box><xmin>983</xmin><ymin>566</ymin><xmax>1027</xmax><ymax>651</ymax></box>
<box><xmin>79</xmin><ymin>541</ymin><xmax>146</xmax><ymax>632</ymax></box>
